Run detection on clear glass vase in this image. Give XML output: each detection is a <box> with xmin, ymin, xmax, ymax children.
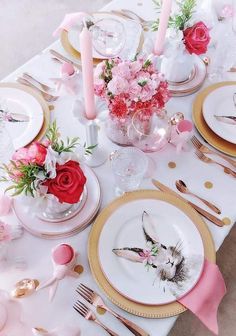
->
<box><xmin>105</xmin><ymin>114</ymin><xmax>132</xmax><ymax>146</ymax></box>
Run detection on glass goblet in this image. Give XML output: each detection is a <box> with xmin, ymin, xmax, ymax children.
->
<box><xmin>90</xmin><ymin>18</ymin><xmax>126</xmax><ymax>57</ymax></box>
<box><xmin>128</xmin><ymin>108</ymin><xmax>171</xmax><ymax>153</ymax></box>
<box><xmin>128</xmin><ymin>108</ymin><xmax>171</xmax><ymax>176</ymax></box>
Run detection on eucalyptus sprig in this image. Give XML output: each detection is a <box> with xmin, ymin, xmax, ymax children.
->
<box><xmin>46</xmin><ymin>120</ymin><xmax>80</xmax><ymax>154</ymax></box>
<box><xmin>151</xmin><ymin>0</ymin><xmax>196</xmax><ymax>31</ymax></box>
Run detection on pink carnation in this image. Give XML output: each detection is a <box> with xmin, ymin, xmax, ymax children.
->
<box><xmin>27</xmin><ymin>142</ymin><xmax>47</xmax><ymax>166</ymax></box>
<box><xmin>112</xmin><ymin>62</ymin><xmax>131</xmax><ymax>79</ymax></box>
<box><xmin>107</xmin><ymin>77</ymin><xmax>129</xmax><ymax>95</ymax></box>
<box><xmin>12</xmin><ymin>148</ymin><xmax>30</xmax><ymax>163</ymax></box>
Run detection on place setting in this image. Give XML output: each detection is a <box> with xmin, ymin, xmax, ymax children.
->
<box><xmin>0</xmin><ymin>0</ymin><xmax>236</xmax><ymax>336</ymax></box>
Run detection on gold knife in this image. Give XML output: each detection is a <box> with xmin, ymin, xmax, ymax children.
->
<box><xmin>152</xmin><ymin>179</ymin><xmax>224</xmax><ymax>227</ymax></box>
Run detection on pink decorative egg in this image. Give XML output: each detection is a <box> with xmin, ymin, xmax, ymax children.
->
<box><xmin>0</xmin><ymin>194</ymin><xmax>12</xmax><ymax>216</ymax></box>
<box><xmin>177</xmin><ymin>120</ymin><xmax>193</xmax><ymax>133</ymax></box>
<box><xmin>52</xmin><ymin>244</ymin><xmax>74</xmax><ymax>265</ymax></box>
<box><xmin>61</xmin><ymin>62</ymin><xmax>75</xmax><ymax>76</ymax></box>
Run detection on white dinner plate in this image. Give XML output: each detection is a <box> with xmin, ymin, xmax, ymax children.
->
<box><xmin>13</xmin><ymin>165</ymin><xmax>101</xmax><ymax>239</ymax></box>
<box><xmin>68</xmin><ymin>12</ymin><xmax>142</xmax><ymax>60</ymax></box>
<box><xmin>98</xmin><ymin>198</ymin><xmax>204</xmax><ymax>305</ymax></box>
<box><xmin>203</xmin><ymin>85</ymin><xmax>236</xmax><ymax>144</ymax></box>
<box><xmin>0</xmin><ymin>87</ymin><xmax>44</xmax><ymax>149</ymax></box>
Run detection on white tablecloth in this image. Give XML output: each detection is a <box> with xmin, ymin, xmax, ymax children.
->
<box><xmin>0</xmin><ymin>0</ymin><xmax>235</xmax><ymax>335</ymax></box>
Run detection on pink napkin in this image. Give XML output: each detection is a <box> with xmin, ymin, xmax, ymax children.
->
<box><xmin>179</xmin><ymin>260</ymin><xmax>226</xmax><ymax>335</ymax></box>
<box><xmin>53</xmin><ymin>12</ymin><xmax>89</xmax><ymax>36</ymax></box>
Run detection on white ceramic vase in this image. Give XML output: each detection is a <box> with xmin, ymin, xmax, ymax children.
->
<box><xmin>161</xmin><ymin>53</ymin><xmax>195</xmax><ymax>83</ymax></box>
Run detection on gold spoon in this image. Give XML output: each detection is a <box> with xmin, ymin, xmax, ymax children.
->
<box><xmin>175</xmin><ymin>180</ymin><xmax>221</xmax><ymax>215</ymax></box>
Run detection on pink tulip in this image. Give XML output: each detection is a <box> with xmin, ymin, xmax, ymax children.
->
<box><xmin>27</xmin><ymin>142</ymin><xmax>47</xmax><ymax>166</ymax></box>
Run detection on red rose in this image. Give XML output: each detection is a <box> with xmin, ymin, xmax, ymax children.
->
<box><xmin>43</xmin><ymin>160</ymin><xmax>86</xmax><ymax>204</ymax></box>
<box><xmin>183</xmin><ymin>21</ymin><xmax>210</xmax><ymax>55</ymax></box>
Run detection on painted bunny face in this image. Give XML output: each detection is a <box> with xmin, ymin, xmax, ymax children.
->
<box><xmin>113</xmin><ymin>211</ymin><xmax>187</xmax><ymax>285</ymax></box>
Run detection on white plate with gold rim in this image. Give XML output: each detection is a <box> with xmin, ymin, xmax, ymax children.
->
<box><xmin>0</xmin><ymin>87</ymin><xmax>44</xmax><ymax>149</ymax></box>
<box><xmin>203</xmin><ymin>85</ymin><xmax>236</xmax><ymax>144</ymax></box>
<box><xmin>98</xmin><ymin>197</ymin><xmax>204</xmax><ymax>305</ymax></box>
<box><xmin>13</xmin><ymin>165</ymin><xmax>101</xmax><ymax>239</ymax></box>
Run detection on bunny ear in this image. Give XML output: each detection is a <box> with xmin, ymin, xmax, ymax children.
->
<box><xmin>112</xmin><ymin>248</ymin><xmax>144</xmax><ymax>263</ymax></box>
<box><xmin>142</xmin><ymin>211</ymin><xmax>159</xmax><ymax>245</ymax></box>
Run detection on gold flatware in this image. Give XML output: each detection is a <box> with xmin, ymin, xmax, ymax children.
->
<box><xmin>49</xmin><ymin>49</ymin><xmax>81</xmax><ymax>70</ymax></box>
<box><xmin>175</xmin><ymin>180</ymin><xmax>221</xmax><ymax>214</ymax></box>
<box><xmin>17</xmin><ymin>77</ymin><xmax>58</xmax><ymax>103</ymax></box>
<box><xmin>110</xmin><ymin>9</ymin><xmax>152</xmax><ymax>29</ymax></box>
<box><xmin>77</xmin><ymin>283</ymin><xmax>149</xmax><ymax>336</ymax></box>
<box><xmin>73</xmin><ymin>300</ymin><xmax>119</xmax><ymax>336</ymax></box>
<box><xmin>22</xmin><ymin>73</ymin><xmax>54</xmax><ymax>93</ymax></box>
<box><xmin>191</xmin><ymin>135</ymin><xmax>236</xmax><ymax>168</ymax></box>
<box><xmin>195</xmin><ymin>150</ymin><xmax>236</xmax><ymax>178</ymax></box>
<box><xmin>152</xmin><ymin>179</ymin><xmax>224</xmax><ymax>227</ymax></box>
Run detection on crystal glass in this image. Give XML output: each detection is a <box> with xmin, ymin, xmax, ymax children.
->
<box><xmin>110</xmin><ymin>147</ymin><xmax>148</xmax><ymax>196</ymax></box>
<box><xmin>128</xmin><ymin>108</ymin><xmax>171</xmax><ymax>153</ymax></box>
<box><xmin>90</xmin><ymin>18</ymin><xmax>126</xmax><ymax>57</ymax></box>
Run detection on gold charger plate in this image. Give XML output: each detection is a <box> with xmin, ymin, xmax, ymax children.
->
<box><xmin>192</xmin><ymin>81</ymin><xmax>236</xmax><ymax>157</ymax></box>
<box><xmin>88</xmin><ymin>190</ymin><xmax>215</xmax><ymax>318</ymax></box>
<box><xmin>60</xmin><ymin>12</ymin><xmax>144</xmax><ymax>65</ymax></box>
<box><xmin>0</xmin><ymin>82</ymin><xmax>50</xmax><ymax>145</ymax></box>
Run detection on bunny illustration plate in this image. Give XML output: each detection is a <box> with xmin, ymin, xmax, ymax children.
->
<box><xmin>98</xmin><ymin>196</ymin><xmax>204</xmax><ymax>305</ymax></box>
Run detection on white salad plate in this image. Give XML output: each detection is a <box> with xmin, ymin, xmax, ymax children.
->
<box><xmin>0</xmin><ymin>87</ymin><xmax>44</xmax><ymax>149</ymax></box>
<box><xmin>203</xmin><ymin>85</ymin><xmax>236</xmax><ymax>144</ymax></box>
<box><xmin>98</xmin><ymin>198</ymin><xmax>204</xmax><ymax>305</ymax></box>
<box><xmin>13</xmin><ymin>165</ymin><xmax>101</xmax><ymax>239</ymax></box>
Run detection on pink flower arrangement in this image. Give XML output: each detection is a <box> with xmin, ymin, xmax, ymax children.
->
<box><xmin>1</xmin><ymin>121</ymin><xmax>90</xmax><ymax>204</ymax></box>
<box><xmin>94</xmin><ymin>57</ymin><xmax>170</xmax><ymax>120</ymax></box>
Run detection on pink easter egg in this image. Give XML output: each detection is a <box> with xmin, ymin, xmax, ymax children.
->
<box><xmin>52</xmin><ymin>244</ymin><xmax>74</xmax><ymax>265</ymax></box>
<box><xmin>61</xmin><ymin>62</ymin><xmax>75</xmax><ymax>76</ymax></box>
<box><xmin>177</xmin><ymin>120</ymin><xmax>193</xmax><ymax>133</ymax></box>
<box><xmin>0</xmin><ymin>194</ymin><xmax>12</xmax><ymax>216</ymax></box>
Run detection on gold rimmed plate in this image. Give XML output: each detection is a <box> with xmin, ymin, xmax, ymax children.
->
<box><xmin>60</xmin><ymin>12</ymin><xmax>144</xmax><ymax>64</ymax></box>
<box><xmin>0</xmin><ymin>82</ymin><xmax>50</xmax><ymax>146</ymax></box>
<box><xmin>88</xmin><ymin>190</ymin><xmax>215</xmax><ymax>318</ymax></box>
<box><xmin>192</xmin><ymin>81</ymin><xmax>236</xmax><ymax>157</ymax></box>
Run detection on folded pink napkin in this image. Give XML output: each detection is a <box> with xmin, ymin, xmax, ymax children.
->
<box><xmin>179</xmin><ymin>260</ymin><xmax>226</xmax><ymax>335</ymax></box>
<box><xmin>53</xmin><ymin>12</ymin><xmax>89</xmax><ymax>36</ymax></box>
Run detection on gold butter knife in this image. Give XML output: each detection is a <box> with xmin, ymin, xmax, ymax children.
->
<box><xmin>152</xmin><ymin>179</ymin><xmax>224</xmax><ymax>227</ymax></box>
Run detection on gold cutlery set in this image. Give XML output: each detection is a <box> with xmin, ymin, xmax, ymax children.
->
<box><xmin>74</xmin><ymin>283</ymin><xmax>149</xmax><ymax>336</ymax></box>
<box><xmin>192</xmin><ymin>136</ymin><xmax>236</xmax><ymax>178</ymax></box>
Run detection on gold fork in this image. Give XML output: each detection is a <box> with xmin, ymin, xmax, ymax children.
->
<box><xmin>77</xmin><ymin>283</ymin><xmax>149</xmax><ymax>336</ymax></box>
<box><xmin>73</xmin><ymin>300</ymin><xmax>119</xmax><ymax>336</ymax></box>
<box><xmin>195</xmin><ymin>151</ymin><xmax>236</xmax><ymax>178</ymax></box>
<box><xmin>191</xmin><ymin>135</ymin><xmax>236</xmax><ymax>168</ymax></box>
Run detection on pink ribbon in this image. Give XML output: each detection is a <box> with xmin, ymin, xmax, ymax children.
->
<box><xmin>179</xmin><ymin>260</ymin><xmax>226</xmax><ymax>335</ymax></box>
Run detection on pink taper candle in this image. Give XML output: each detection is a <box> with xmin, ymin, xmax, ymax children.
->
<box><xmin>154</xmin><ymin>0</ymin><xmax>172</xmax><ymax>55</ymax></box>
<box><xmin>79</xmin><ymin>25</ymin><xmax>96</xmax><ymax>120</ymax></box>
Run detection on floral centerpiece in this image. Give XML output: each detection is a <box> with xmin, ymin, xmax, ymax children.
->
<box><xmin>1</xmin><ymin>122</ymin><xmax>92</xmax><ymax>220</ymax></box>
<box><xmin>94</xmin><ymin>56</ymin><xmax>170</xmax><ymax>145</ymax></box>
<box><xmin>152</xmin><ymin>0</ymin><xmax>211</xmax><ymax>82</ymax></box>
